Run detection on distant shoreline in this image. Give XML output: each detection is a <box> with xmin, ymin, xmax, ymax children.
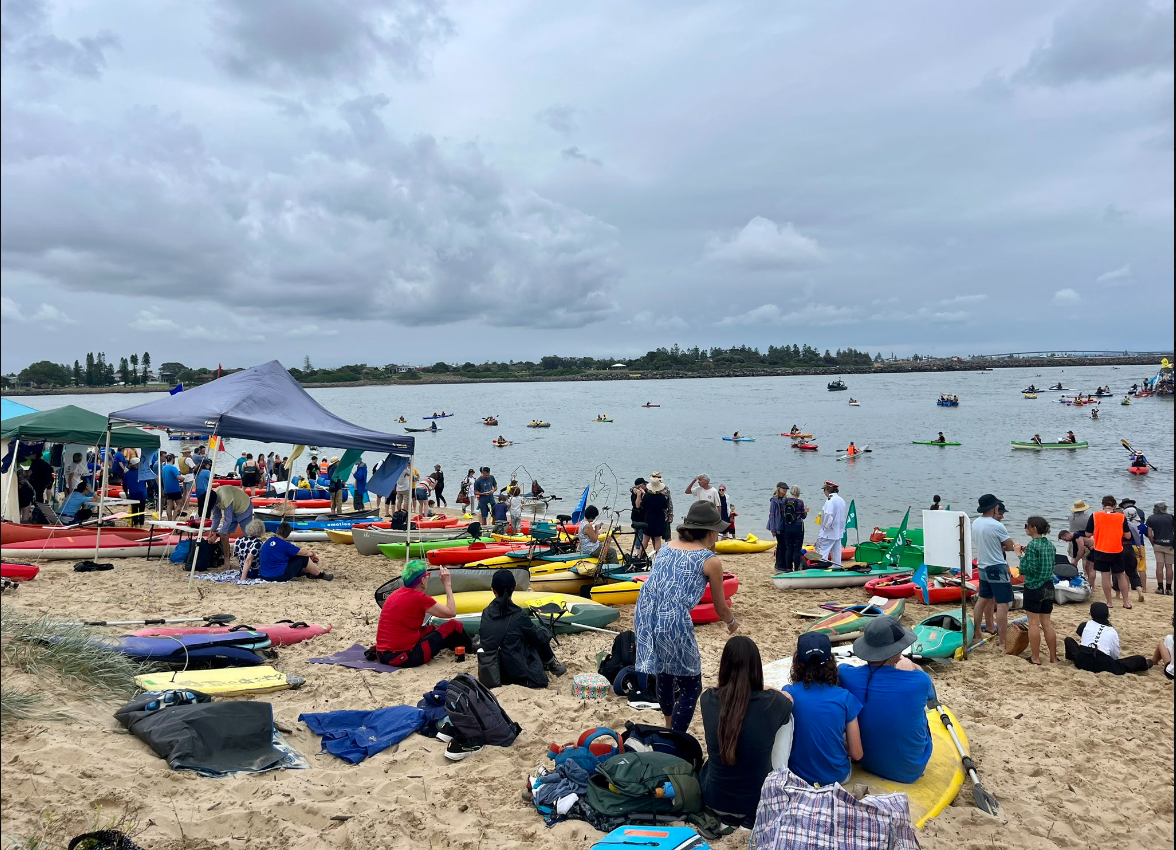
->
<box><xmin>4</xmin><ymin>354</ymin><xmax>1168</xmax><ymax>396</ymax></box>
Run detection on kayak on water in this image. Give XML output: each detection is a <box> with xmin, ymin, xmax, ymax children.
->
<box><xmin>492</xmin><ymin>441</ymin><xmax>513</xmax><ymax>447</ymax></box>
<box><xmin>723</xmin><ymin>437</ymin><xmax>755</xmax><ymax>442</ymax></box>
<box><xmin>423</xmin><ymin>414</ymin><xmax>454</xmax><ymax>419</ymax></box>
<box><xmin>912</xmin><ymin>441</ymin><xmax>962</xmax><ymax>446</ymax></box>
<box><xmin>1010</xmin><ymin>441</ymin><xmax>1089</xmax><ymax>450</ymax></box>
<box><xmin>780</xmin><ymin>432</ymin><xmax>814</xmax><ymax>439</ymax></box>
<box><xmin>792</xmin><ymin>443</ymin><xmax>818</xmax><ymax>451</ymax></box>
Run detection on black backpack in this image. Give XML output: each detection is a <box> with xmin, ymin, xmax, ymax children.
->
<box><xmin>390</xmin><ymin>510</ymin><xmax>409</xmax><ymax>531</ymax></box>
<box><xmin>783</xmin><ymin>498</ymin><xmax>799</xmax><ymax>525</ymax></box>
<box><xmin>444</xmin><ymin>672</ymin><xmax>521</xmax><ymax>747</ymax></box>
<box><xmin>185</xmin><ymin>539</ymin><xmax>224</xmax><ymax>572</ymax></box>
<box><xmin>597</xmin><ymin>630</ymin><xmax>637</xmax><ymax>684</ymax></box>
<box><xmin>621</xmin><ymin>721</ymin><xmax>704</xmax><ymax>774</ymax></box>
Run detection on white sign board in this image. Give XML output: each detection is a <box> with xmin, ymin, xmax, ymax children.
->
<box><xmin>922</xmin><ymin>510</ymin><xmax>971</xmax><ymax>571</ymax></box>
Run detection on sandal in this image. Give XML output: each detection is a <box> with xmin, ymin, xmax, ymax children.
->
<box><xmin>1025</xmin><ymin>658</ymin><xmax>1042</xmax><ymax>666</ymax></box>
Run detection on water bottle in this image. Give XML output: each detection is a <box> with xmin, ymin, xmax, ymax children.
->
<box><xmin>653</xmin><ymin>782</ymin><xmax>675</xmax><ymax>799</ymax></box>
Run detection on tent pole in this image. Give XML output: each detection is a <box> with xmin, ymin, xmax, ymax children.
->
<box><xmin>187</xmin><ymin>422</ymin><xmax>222</xmax><ymax>590</ymax></box>
<box><xmin>407</xmin><ymin>454</ymin><xmax>414</xmax><ymax>552</ymax></box>
<box><xmin>92</xmin><ymin>427</ymin><xmax>113</xmax><ymax>560</ymax></box>
<box><xmin>0</xmin><ymin>438</ymin><xmax>20</xmax><ymax>522</ymax></box>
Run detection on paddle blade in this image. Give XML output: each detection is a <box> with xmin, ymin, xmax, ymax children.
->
<box><xmin>971</xmin><ymin>781</ymin><xmax>1001</xmax><ymax>816</ymax></box>
<box><xmin>204</xmin><ymin>614</ymin><xmax>236</xmax><ymax>625</ymax></box>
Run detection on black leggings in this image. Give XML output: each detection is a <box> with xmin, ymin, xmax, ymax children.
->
<box><xmin>656</xmin><ymin>673</ymin><xmax>703</xmax><ymax>732</ymax></box>
<box><xmin>434</xmin><ymin>485</ymin><xmax>446</xmax><ymax>507</ymax></box>
<box><xmin>1064</xmin><ymin>637</ymin><xmax>1151</xmax><ymax>675</ymax></box>
<box><xmin>367</xmin><ymin>621</ymin><xmax>472</xmax><ymax>668</ymax></box>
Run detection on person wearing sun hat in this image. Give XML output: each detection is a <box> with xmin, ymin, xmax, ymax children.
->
<box><xmin>639</xmin><ymin>474</ymin><xmax>671</xmax><ymax>552</ymax></box>
<box><xmin>1069</xmin><ymin>499</ymin><xmax>1092</xmax><ymax>534</ymax></box>
<box><xmin>839</xmin><ymin>616</ymin><xmax>936</xmax><ymax>784</ymax></box>
<box><xmin>973</xmin><ymin>493</ymin><xmax>1022</xmax><ymax>648</ymax></box>
<box><xmin>634</xmin><ymin>501</ymin><xmax>737</xmax><ymax>732</ymax></box>
<box><xmin>813</xmin><ymin>481</ymin><xmax>847</xmax><ymax>565</ymax></box>
<box><xmin>369</xmin><ymin>560</ymin><xmax>472</xmax><ymax>668</ymax></box>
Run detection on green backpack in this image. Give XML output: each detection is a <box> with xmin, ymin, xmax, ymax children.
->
<box><xmin>585</xmin><ymin>751</ymin><xmax>702</xmax><ymax>820</ymax></box>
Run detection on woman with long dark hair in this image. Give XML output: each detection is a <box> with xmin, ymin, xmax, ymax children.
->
<box><xmin>699</xmin><ymin>636</ymin><xmax>793</xmax><ymax>827</ymax></box>
<box><xmin>782</xmin><ymin>633</ymin><xmax>863</xmax><ymax>787</ymax></box>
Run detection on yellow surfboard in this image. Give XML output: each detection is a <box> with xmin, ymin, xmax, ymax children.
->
<box><xmin>135</xmin><ymin>666</ymin><xmax>302</xmax><ymax>697</ymax></box>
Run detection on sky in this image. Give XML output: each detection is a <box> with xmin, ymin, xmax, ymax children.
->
<box><xmin>1</xmin><ymin>0</ymin><xmax>1173</xmax><ymax>373</ymax></box>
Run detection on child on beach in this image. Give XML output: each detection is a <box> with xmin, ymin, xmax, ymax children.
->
<box><xmin>508</xmin><ymin>486</ymin><xmax>523</xmax><ymax>534</ymax></box>
<box><xmin>1019</xmin><ymin>516</ymin><xmax>1059</xmax><ymax>665</ymax></box>
<box><xmin>492</xmin><ymin>494</ymin><xmax>509</xmax><ymax>535</ymax></box>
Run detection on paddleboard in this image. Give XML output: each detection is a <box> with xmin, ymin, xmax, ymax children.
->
<box><xmin>127</xmin><ymin>622</ymin><xmax>331</xmax><ymax>646</ymax></box>
<box><xmin>134</xmin><ymin>666</ymin><xmax>304</xmax><ymax>697</ymax></box>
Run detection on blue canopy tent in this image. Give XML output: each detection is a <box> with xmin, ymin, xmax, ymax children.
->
<box><xmin>1</xmin><ymin>398</ymin><xmax>38</xmax><ymax>421</ymax></box>
<box><xmin>101</xmin><ymin>360</ymin><xmax>413</xmax><ymax>579</ymax></box>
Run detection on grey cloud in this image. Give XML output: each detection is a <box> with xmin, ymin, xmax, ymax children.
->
<box><xmin>716</xmin><ymin>304</ymin><xmax>857</xmax><ymax>327</ymax></box>
<box><xmin>536</xmin><ymin>104</ymin><xmax>579</xmax><ymax>134</ymax></box>
<box><xmin>1</xmin><ymin>0</ymin><xmax>120</xmax><ymax>78</ymax></box>
<box><xmin>209</xmin><ymin>0</ymin><xmax>454</xmax><ymax>86</ymax></box>
<box><xmin>561</xmin><ymin>146</ymin><xmax>601</xmax><ymax>166</ymax></box>
<box><xmin>1</xmin><ymin>94</ymin><xmax>622</xmax><ymax>330</ymax></box>
<box><xmin>703</xmin><ymin>217</ymin><xmax>826</xmax><ymax>271</ymax></box>
<box><xmin>263</xmin><ymin>95</ymin><xmax>310</xmax><ymax>120</ymax></box>
<box><xmin>1012</xmin><ymin>0</ymin><xmax>1174</xmax><ymax>87</ymax></box>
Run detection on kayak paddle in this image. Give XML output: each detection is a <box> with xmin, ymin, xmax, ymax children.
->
<box><xmin>1120</xmin><ymin>439</ymin><xmax>1160</xmax><ymax>471</ymax></box>
<box><xmin>60</xmin><ymin>613</ymin><xmax>236</xmax><ymax>627</ymax></box>
<box><xmin>931</xmin><ymin>700</ymin><xmax>999</xmax><ymax>816</ymax></box>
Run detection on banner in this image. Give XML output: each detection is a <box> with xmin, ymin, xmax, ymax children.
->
<box><xmin>883</xmin><ymin>507</ymin><xmax>911</xmax><ymax>566</ymax></box>
<box><xmin>842</xmin><ymin>499</ymin><xmax>857</xmax><ymax>546</ymax></box>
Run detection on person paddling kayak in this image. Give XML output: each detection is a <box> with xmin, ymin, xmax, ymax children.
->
<box><xmin>932</xmin><ymin>432</ymin><xmax>947</xmax><ymax>444</ymax></box>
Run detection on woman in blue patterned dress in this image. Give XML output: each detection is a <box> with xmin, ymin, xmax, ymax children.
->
<box><xmin>635</xmin><ymin>501</ymin><xmax>738</xmax><ymax>731</ymax></box>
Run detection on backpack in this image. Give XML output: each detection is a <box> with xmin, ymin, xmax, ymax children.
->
<box><xmin>184</xmin><ymin>539</ymin><xmax>224</xmax><ymax>572</ymax></box>
<box><xmin>783</xmin><ymin>498</ymin><xmax>799</xmax><ymax>525</ymax></box>
<box><xmin>585</xmin><ymin>750</ymin><xmax>702</xmax><ymax>821</ymax></box>
<box><xmin>444</xmin><ymin>672</ymin><xmax>521</xmax><ymax>747</ymax></box>
<box><xmin>597</xmin><ymin>630</ymin><xmax>636</xmax><ymax>684</ymax></box>
<box><xmin>390</xmin><ymin>510</ymin><xmax>409</xmax><ymax>531</ymax></box>
<box><xmin>621</xmin><ymin>721</ymin><xmax>704</xmax><ymax>774</ymax></box>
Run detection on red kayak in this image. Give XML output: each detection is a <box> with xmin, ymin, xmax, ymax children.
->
<box><xmin>426</xmin><ymin>542</ymin><xmax>525</xmax><ymax>565</ymax></box>
<box><xmin>1129</xmin><ymin>466</ymin><xmax>1148</xmax><ymax>475</ymax></box>
<box><xmin>690</xmin><ymin>601</ymin><xmax>738</xmax><ymax>625</ymax></box>
<box><xmin>1</xmin><ymin>525</ymin><xmax>154</xmax><ymax>545</ymax></box>
<box><xmin>636</xmin><ymin>572</ymin><xmax>739</xmax><ymax>604</ymax></box>
<box><xmin>792</xmin><ymin>443</ymin><xmax>818</xmax><ymax>451</ymax></box>
<box><xmin>864</xmin><ymin>574</ymin><xmax>977</xmax><ymax>603</ymax></box>
<box><xmin>1</xmin><ymin>535</ymin><xmax>161</xmax><ymax>560</ymax></box>
<box><xmin>413</xmin><ymin>516</ymin><xmax>464</xmax><ymax>528</ymax></box>
<box><xmin>250</xmin><ymin>497</ymin><xmax>332</xmax><ymax>509</ymax></box>
<box><xmin>1</xmin><ymin>562</ymin><xmax>39</xmax><ymax>581</ymax></box>
<box><xmin>127</xmin><ymin>621</ymin><xmax>331</xmax><ymax>646</ymax></box>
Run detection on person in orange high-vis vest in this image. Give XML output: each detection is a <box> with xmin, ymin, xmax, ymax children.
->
<box><xmin>1086</xmin><ymin>495</ymin><xmax>1133</xmax><ymax>609</ymax></box>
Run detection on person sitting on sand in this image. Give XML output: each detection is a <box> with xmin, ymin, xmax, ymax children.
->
<box><xmin>1063</xmin><ymin>602</ymin><xmax>1152</xmax><ymax>675</ymax></box>
<box><xmin>700</xmin><ymin>636</ymin><xmax>794</xmax><ymax>828</ymax></box>
<box><xmin>783</xmin><ymin>633</ymin><xmax>862</xmax><ymax>788</ymax></box>
<box><xmin>60</xmin><ymin>480</ymin><xmax>95</xmax><ymax>524</ymax></box>
<box><xmin>1154</xmin><ymin>618</ymin><xmax>1173</xmax><ymax>681</ymax></box>
<box><xmin>1019</xmin><ymin>516</ymin><xmax>1059</xmax><ymax>665</ymax></box>
<box><xmin>234</xmin><ymin>519</ymin><xmax>267</xmax><ymax>580</ymax></box>
<box><xmin>258</xmin><ymin>522</ymin><xmax>331</xmax><ymax>581</ymax></box>
<box><xmin>478</xmin><ymin>569</ymin><xmax>566</xmax><ymax>688</ymax></box>
<box><xmin>370</xmin><ymin>560</ymin><xmax>472</xmax><ymax>667</ymax></box>
<box><xmin>839</xmin><ymin>617</ymin><xmax>935</xmax><ymax>784</ymax></box>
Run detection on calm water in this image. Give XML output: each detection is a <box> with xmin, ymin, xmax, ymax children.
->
<box><xmin>17</xmin><ymin>365</ymin><xmax>1174</xmax><ymax>537</ymax></box>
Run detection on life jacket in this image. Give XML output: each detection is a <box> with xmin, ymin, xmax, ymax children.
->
<box><xmin>319</xmin><ymin>460</ymin><xmax>329</xmax><ymax>475</ymax></box>
<box><xmin>1092</xmin><ymin>511</ymin><xmax>1126</xmax><ymax>555</ymax></box>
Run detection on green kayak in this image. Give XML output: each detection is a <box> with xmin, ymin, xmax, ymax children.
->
<box><xmin>378</xmin><ymin>537</ymin><xmax>493</xmax><ymax>559</ymax></box>
<box><xmin>910</xmin><ymin>612</ymin><xmax>975</xmax><ymax>659</ymax></box>
<box><xmin>911</xmin><ymin>441</ymin><xmax>961</xmax><ymax>446</ymax></box>
<box><xmin>853</xmin><ymin>542</ymin><xmax>940</xmax><ymax>572</ymax></box>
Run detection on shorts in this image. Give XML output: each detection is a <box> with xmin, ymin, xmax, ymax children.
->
<box><xmin>1153</xmin><ymin>545</ymin><xmax>1174</xmax><ymax>568</ymax></box>
<box><xmin>165</xmin><ymin>491</ymin><xmax>183</xmax><ymax>502</ymax></box>
<box><xmin>977</xmin><ymin>565</ymin><xmax>1014</xmax><ymax>604</ymax></box>
<box><xmin>1093</xmin><ymin>551</ymin><xmax>1126</xmax><ymax>574</ymax></box>
<box><xmin>1022</xmin><ymin>584</ymin><xmax>1055</xmax><ymax>615</ymax></box>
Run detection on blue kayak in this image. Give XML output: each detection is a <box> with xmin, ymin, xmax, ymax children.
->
<box><xmin>723</xmin><ymin>437</ymin><xmax>756</xmax><ymax>442</ymax></box>
<box><xmin>262</xmin><ymin>517</ymin><xmax>373</xmax><ymax>533</ymax></box>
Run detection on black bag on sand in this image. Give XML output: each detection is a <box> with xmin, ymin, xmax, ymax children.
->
<box><xmin>390</xmin><ymin>510</ymin><xmax>409</xmax><ymax>531</ymax></box>
<box><xmin>621</xmin><ymin>721</ymin><xmax>704</xmax><ymax>773</ymax></box>
<box><xmin>597</xmin><ymin>630</ymin><xmax>636</xmax><ymax>683</ymax></box>
<box><xmin>445</xmin><ymin>672</ymin><xmax>520</xmax><ymax>747</ymax></box>
<box><xmin>185</xmin><ymin>539</ymin><xmax>224</xmax><ymax>572</ymax></box>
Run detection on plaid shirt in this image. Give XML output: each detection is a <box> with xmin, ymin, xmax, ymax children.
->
<box><xmin>751</xmin><ymin>769</ymin><xmax>918</xmax><ymax>850</ymax></box>
<box><xmin>1020</xmin><ymin>537</ymin><xmax>1057</xmax><ymax>590</ymax></box>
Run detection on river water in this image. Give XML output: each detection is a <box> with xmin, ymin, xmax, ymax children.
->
<box><xmin>18</xmin><ymin>364</ymin><xmax>1173</xmax><ymax>539</ymax></box>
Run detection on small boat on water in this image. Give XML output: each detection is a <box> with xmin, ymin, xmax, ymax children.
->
<box><xmin>482</xmin><ymin>418</ymin><xmax>498</xmax><ymax>426</ymax></box>
<box><xmin>527</xmin><ymin>421</ymin><xmax>551</xmax><ymax>428</ymax></box>
<box><xmin>641</xmin><ymin>403</ymin><xmax>660</xmax><ymax>408</ymax></box>
<box><xmin>1011</xmin><ymin>440</ymin><xmax>1089</xmax><ymax>450</ymax></box>
<box><xmin>405</xmin><ymin>426</ymin><xmax>440</xmax><ymax>433</ymax></box>
<box><xmin>1023</xmin><ymin>393</ymin><xmax>1037</xmax><ymax>399</ymax></box>
<box><xmin>423</xmin><ymin>413</ymin><xmax>454</xmax><ymax>419</ymax></box>
<box><xmin>827</xmin><ymin>379</ymin><xmax>848</xmax><ymax>391</ymax></box>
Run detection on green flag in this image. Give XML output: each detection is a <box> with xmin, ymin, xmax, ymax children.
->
<box><xmin>842</xmin><ymin>499</ymin><xmax>857</xmax><ymax>546</ymax></box>
<box><xmin>883</xmin><ymin>507</ymin><xmax>910</xmax><ymax>566</ymax></box>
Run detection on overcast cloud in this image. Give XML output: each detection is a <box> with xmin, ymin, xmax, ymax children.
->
<box><xmin>1</xmin><ymin>0</ymin><xmax>1172</xmax><ymax>371</ymax></box>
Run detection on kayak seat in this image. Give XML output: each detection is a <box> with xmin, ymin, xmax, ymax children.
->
<box><xmin>921</xmin><ymin>613</ymin><xmax>963</xmax><ymax>631</ymax></box>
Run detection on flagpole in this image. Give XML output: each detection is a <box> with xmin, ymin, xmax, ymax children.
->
<box><xmin>91</xmin><ymin>426</ymin><xmax>113</xmax><ymax>562</ymax></box>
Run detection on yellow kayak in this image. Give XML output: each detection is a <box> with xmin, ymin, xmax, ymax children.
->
<box><xmin>434</xmin><ymin>590</ymin><xmax>585</xmax><ymax>615</ymax></box>
<box><xmin>325</xmin><ymin>529</ymin><xmax>355</xmax><ymax>545</ymax></box>
<box><xmin>715</xmin><ymin>535</ymin><xmax>774</xmax><ymax>554</ymax></box>
<box><xmin>590</xmin><ymin>581</ymin><xmax>641</xmax><ymax>606</ymax></box>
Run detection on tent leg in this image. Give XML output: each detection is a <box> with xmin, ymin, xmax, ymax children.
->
<box><xmin>0</xmin><ymin>439</ymin><xmax>20</xmax><ymax>523</ymax></box>
<box><xmin>187</xmin><ymin>424</ymin><xmax>221</xmax><ymax>590</ymax></box>
<box><xmin>91</xmin><ymin>428</ymin><xmax>113</xmax><ymax>560</ymax></box>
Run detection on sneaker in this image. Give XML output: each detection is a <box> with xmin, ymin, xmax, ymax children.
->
<box><xmin>435</xmin><ymin>720</ymin><xmax>455</xmax><ymax>744</ymax></box>
<box><xmin>545</xmin><ymin>659</ymin><xmax>568</xmax><ymax>677</ymax></box>
<box><xmin>628</xmin><ymin>690</ymin><xmax>659</xmax><ymax>710</ymax></box>
<box><xmin>445</xmin><ymin>739</ymin><xmax>483</xmax><ymax>761</ymax></box>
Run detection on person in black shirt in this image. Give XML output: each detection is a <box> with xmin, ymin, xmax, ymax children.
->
<box><xmin>478</xmin><ymin>569</ymin><xmax>566</xmax><ymax>687</ymax></box>
<box><xmin>432</xmin><ymin>464</ymin><xmax>446</xmax><ymax>507</ymax></box>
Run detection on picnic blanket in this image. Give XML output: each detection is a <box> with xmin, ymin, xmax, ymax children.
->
<box><xmin>307</xmin><ymin>643</ymin><xmax>402</xmax><ymax>673</ymax></box>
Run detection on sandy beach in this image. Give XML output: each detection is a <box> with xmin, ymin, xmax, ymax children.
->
<box><xmin>1</xmin><ymin>529</ymin><xmax>1172</xmax><ymax>850</ymax></box>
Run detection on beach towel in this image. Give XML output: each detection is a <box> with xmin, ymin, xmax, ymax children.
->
<box><xmin>307</xmin><ymin>643</ymin><xmax>403</xmax><ymax>673</ymax></box>
<box><xmin>190</xmin><ymin>568</ymin><xmax>270</xmax><ymax>586</ymax></box>
<box><xmin>298</xmin><ymin>705</ymin><xmax>426</xmax><ymax>764</ymax></box>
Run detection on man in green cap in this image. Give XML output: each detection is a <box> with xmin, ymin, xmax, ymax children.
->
<box><xmin>369</xmin><ymin>562</ymin><xmax>471</xmax><ymax>667</ymax></box>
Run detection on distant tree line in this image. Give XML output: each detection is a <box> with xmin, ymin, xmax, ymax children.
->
<box><xmin>9</xmin><ymin>352</ymin><xmax>153</xmax><ymax>388</ymax></box>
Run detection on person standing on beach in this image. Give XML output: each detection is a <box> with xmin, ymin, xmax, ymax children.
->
<box><xmin>1120</xmin><ymin>499</ymin><xmax>1147</xmax><ymax>599</ymax></box>
<box><xmin>766</xmin><ymin>483</ymin><xmax>790</xmax><ymax>572</ymax></box>
<box><xmin>1086</xmin><ymin>496</ymin><xmax>1133</xmax><ymax>609</ymax></box>
<box><xmin>1019</xmin><ymin>516</ymin><xmax>1059</xmax><ymax>665</ymax></box>
<box><xmin>640</xmin><ymin>476</ymin><xmax>669</xmax><ymax>552</ymax></box>
<box><xmin>432</xmin><ymin>464</ymin><xmax>447</xmax><ymax>507</ymax></box>
<box><xmin>474</xmin><ymin>466</ymin><xmax>498</xmax><ymax>525</ymax></box>
<box><xmin>814</xmin><ymin>481</ymin><xmax>847</xmax><ymax>565</ymax></box>
<box><xmin>1146</xmin><ymin>502</ymin><xmax>1173</xmax><ymax>595</ymax></box>
<box><xmin>973</xmin><ymin>493</ymin><xmax>1021</xmax><ymax>647</ymax></box>
<box><xmin>686</xmin><ymin>474</ymin><xmax>721</xmax><ymax>508</ymax></box>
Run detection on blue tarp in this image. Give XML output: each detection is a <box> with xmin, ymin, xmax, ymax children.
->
<box><xmin>1</xmin><ymin>398</ymin><xmax>37</xmax><ymax>421</ymax></box>
<box><xmin>298</xmin><ymin>706</ymin><xmax>426</xmax><ymax>764</ymax></box>
<box><xmin>108</xmin><ymin>360</ymin><xmax>413</xmax><ymax>455</ymax></box>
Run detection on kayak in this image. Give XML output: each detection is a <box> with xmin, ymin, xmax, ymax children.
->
<box><xmin>792</xmin><ymin>443</ymin><xmax>818</xmax><ymax>451</ymax></box>
<box><xmin>423</xmin><ymin>414</ymin><xmax>454</xmax><ymax>419</ymax></box>
<box><xmin>802</xmin><ymin>544</ymin><xmax>858</xmax><ymax>562</ymax></box>
<box><xmin>714</xmin><ymin>536</ymin><xmax>774</xmax><ymax>554</ymax></box>
<box><xmin>436</xmin><ymin>590</ymin><xmax>604</xmax><ymax>616</ymax></box>
<box><xmin>911</xmin><ymin>441</ymin><xmax>961</xmax><ymax>446</ymax></box>
<box><xmin>805</xmin><ymin>597</ymin><xmax>905</xmax><ymax>641</ymax></box>
<box><xmin>690</xmin><ymin>602</ymin><xmax>730</xmax><ymax>625</ymax></box>
<box><xmin>935</xmin><ymin>400</ymin><xmax>960</xmax><ymax>407</ymax></box>
<box><xmin>1</xmin><ymin>562</ymin><xmax>39</xmax><ymax>581</ymax></box>
<box><xmin>909</xmin><ymin>613</ymin><xmax>974</xmax><ymax>659</ymax></box>
<box><xmin>780</xmin><ymin>433</ymin><xmax>814</xmax><ymax>439</ymax></box>
<box><xmin>127</xmin><ymin>622</ymin><xmax>332</xmax><ymax>646</ymax></box>
<box><xmin>325</xmin><ymin>529</ymin><xmax>355</xmax><ymax>545</ymax></box>
<box><xmin>405</xmin><ymin>427</ymin><xmax>440</xmax><ymax>433</ymax></box>
<box><xmin>593</xmin><ymin>418</ymin><xmax>614</xmax><ymax>423</ymax></box>
<box><xmin>378</xmin><ymin>537</ymin><xmax>495</xmax><ymax>560</ymax></box>
<box><xmin>0</xmin><ymin>525</ymin><xmax>154</xmax><ymax>545</ymax></box>
<box><xmin>772</xmin><ymin>565</ymin><xmax>908</xmax><ymax>590</ymax></box>
<box><xmin>723</xmin><ymin>437</ymin><xmax>755</xmax><ymax>443</ymax></box>
<box><xmin>641</xmin><ymin>404</ymin><xmax>661</xmax><ymax>408</ymax></box>
<box><xmin>530</xmin><ymin>564</ymin><xmax>628</xmax><ymax>596</ymax></box>
<box><xmin>352</xmin><ymin>526</ymin><xmax>477</xmax><ymax>556</ymax></box>
<box><xmin>590</xmin><ymin>581</ymin><xmax>644</xmax><ymax>606</ymax></box>
<box><xmin>1010</xmin><ymin>441</ymin><xmax>1089</xmax><ymax>450</ymax></box>
<box><xmin>427</xmin><ymin>542</ymin><xmax>536</xmax><ymax>565</ymax></box>
<box><xmin>1129</xmin><ymin>466</ymin><xmax>1148</xmax><ymax>475</ymax></box>
<box><xmin>376</xmin><ymin>566</ymin><xmax>531</xmax><ymax>598</ymax></box>
<box><xmin>492</xmin><ymin>441</ymin><xmax>513</xmax><ymax>447</ymax></box>
<box><xmin>251</xmin><ymin>498</ymin><xmax>331</xmax><ymax>508</ymax></box>
<box><xmin>864</xmin><ymin>574</ymin><xmax>977</xmax><ymax>603</ymax></box>
<box><xmin>1</xmin><ymin>536</ymin><xmax>161</xmax><ymax>560</ymax></box>
<box><xmin>435</xmin><ymin>596</ymin><xmax>619</xmax><ymax>637</ymax></box>
<box><xmin>527</xmin><ymin>423</ymin><xmax>552</xmax><ymax>428</ymax></box>
<box><xmin>1023</xmin><ymin>394</ymin><xmax>1037</xmax><ymax>399</ymax></box>
<box><xmin>632</xmin><ymin>572</ymin><xmax>739</xmax><ymax>605</ymax></box>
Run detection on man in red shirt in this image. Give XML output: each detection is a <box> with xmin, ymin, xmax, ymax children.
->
<box><xmin>369</xmin><ymin>561</ymin><xmax>471</xmax><ymax>667</ymax></box>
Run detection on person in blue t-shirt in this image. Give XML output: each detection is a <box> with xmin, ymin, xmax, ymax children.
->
<box><xmin>122</xmin><ymin>458</ymin><xmax>148</xmax><ymax>526</ymax></box>
<box><xmin>194</xmin><ymin>459</ymin><xmax>213</xmax><ymax>514</ymax></box>
<box><xmin>258</xmin><ymin>523</ymin><xmax>333</xmax><ymax>582</ymax></box>
<box><xmin>60</xmin><ymin>481</ymin><xmax>95</xmax><ymax>524</ymax></box>
<box><xmin>235</xmin><ymin>452</ymin><xmax>248</xmax><ymax>476</ymax></box>
<box><xmin>352</xmin><ymin>459</ymin><xmax>368</xmax><ymax>510</ymax></box>
<box><xmin>160</xmin><ymin>454</ymin><xmax>184</xmax><ymax>521</ymax></box>
<box><xmin>783</xmin><ymin>633</ymin><xmax>863</xmax><ymax>786</ymax></box>
<box><xmin>839</xmin><ymin>616</ymin><xmax>936</xmax><ymax>784</ymax></box>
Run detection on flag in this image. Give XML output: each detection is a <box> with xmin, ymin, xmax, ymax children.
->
<box><xmin>883</xmin><ymin>507</ymin><xmax>911</xmax><ymax>566</ymax></box>
<box><xmin>206</xmin><ymin>436</ymin><xmax>220</xmax><ymax>454</ymax></box>
<box><xmin>216</xmin><ymin>363</ymin><xmax>222</xmax><ymax>379</ymax></box>
<box><xmin>169</xmin><ymin>383</ymin><xmax>183</xmax><ymax>395</ymax></box>
<box><xmin>571</xmin><ymin>485</ymin><xmax>590</xmax><ymax>525</ymax></box>
<box><xmin>912</xmin><ymin>563</ymin><xmax>930</xmax><ymax>604</ymax></box>
<box><xmin>842</xmin><ymin>499</ymin><xmax>857</xmax><ymax>546</ymax></box>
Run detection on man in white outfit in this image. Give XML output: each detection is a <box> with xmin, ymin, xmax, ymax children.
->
<box><xmin>815</xmin><ymin>481</ymin><xmax>848</xmax><ymax>566</ymax></box>
<box><xmin>685</xmin><ymin>474</ymin><xmax>721</xmax><ymax>508</ymax></box>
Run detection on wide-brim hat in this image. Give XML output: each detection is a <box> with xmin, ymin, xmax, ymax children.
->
<box><xmin>977</xmin><ymin>493</ymin><xmax>1000</xmax><ymax>513</ymax></box>
<box><xmin>1071</xmin><ymin>500</ymin><xmax>1089</xmax><ymax>513</ymax></box>
<box><xmin>646</xmin><ymin>477</ymin><xmax>666</xmax><ymax>493</ymax></box>
<box><xmin>1119</xmin><ymin>498</ymin><xmax>1136</xmax><ymax>508</ymax></box>
<box><xmin>678</xmin><ymin>501</ymin><xmax>730</xmax><ymax>533</ymax></box>
<box><xmin>853</xmin><ymin>616</ymin><xmax>917</xmax><ymax>662</ymax></box>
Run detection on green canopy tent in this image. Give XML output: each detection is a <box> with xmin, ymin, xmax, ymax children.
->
<box><xmin>2</xmin><ymin>405</ymin><xmax>161</xmax><ymax>524</ymax></box>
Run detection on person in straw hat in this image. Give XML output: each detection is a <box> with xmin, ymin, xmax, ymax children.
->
<box><xmin>639</xmin><ymin>474</ymin><xmax>670</xmax><ymax>552</ymax></box>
